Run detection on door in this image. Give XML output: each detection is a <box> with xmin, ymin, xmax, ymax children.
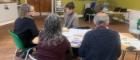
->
<box><xmin>27</xmin><ymin>0</ymin><xmax>52</xmax><ymax>12</ymax></box>
<box><xmin>40</xmin><ymin>0</ymin><xmax>51</xmax><ymax>12</ymax></box>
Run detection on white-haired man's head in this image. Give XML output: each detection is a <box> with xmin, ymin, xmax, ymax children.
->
<box><xmin>94</xmin><ymin>12</ymin><xmax>109</xmax><ymax>26</ymax></box>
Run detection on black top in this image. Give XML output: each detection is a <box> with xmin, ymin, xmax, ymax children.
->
<box><xmin>79</xmin><ymin>27</ymin><xmax>121</xmax><ymax>60</ymax></box>
<box><xmin>14</xmin><ymin>17</ymin><xmax>39</xmax><ymax>48</ymax></box>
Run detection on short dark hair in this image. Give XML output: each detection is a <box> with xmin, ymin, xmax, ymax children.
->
<box><xmin>65</xmin><ymin>2</ymin><xmax>75</xmax><ymax>9</ymax></box>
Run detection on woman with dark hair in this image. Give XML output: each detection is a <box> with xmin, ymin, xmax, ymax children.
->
<box><xmin>36</xmin><ymin>14</ymin><xmax>71</xmax><ymax>60</ymax></box>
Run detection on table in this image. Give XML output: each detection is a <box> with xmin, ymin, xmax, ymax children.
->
<box><xmin>33</xmin><ymin>29</ymin><xmax>140</xmax><ymax>60</ymax></box>
<box><xmin>33</xmin><ymin>29</ymin><xmax>140</xmax><ymax>49</ymax></box>
<box><xmin>60</xmin><ymin>14</ymin><xmax>83</xmax><ymax>18</ymax></box>
<box><xmin>64</xmin><ymin>29</ymin><xmax>140</xmax><ymax>60</ymax></box>
<box><xmin>62</xmin><ymin>29</ymin><xmax>90</xmax><ymax>48</ymax></box>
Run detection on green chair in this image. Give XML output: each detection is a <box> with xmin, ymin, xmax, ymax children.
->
<box><xmin>9</xmin><ymin>31</ymin><xmax>24</xmax><ymax>49</ymax></box>
<box><xmin>9</xmin><ymin>31</ymin><xmax>35</xmax><ymax>60</ymax></box>
<box><xmin>137</xmin><ymin>19</ymin><xmax>140</xmax><ymax>30</ymax></box>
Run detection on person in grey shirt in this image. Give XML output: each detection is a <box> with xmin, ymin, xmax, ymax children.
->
<box><xmin>64</xmin><ymin>2</ymin><xmax>79</xmax><ymax>28</ymax></box>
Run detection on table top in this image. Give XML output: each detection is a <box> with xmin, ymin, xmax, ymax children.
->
<box><xmin>129</xmin><ymin>29</ymin><xmax>140</xmax><ymax>34</ymax></box>
<box><xmin>62</xmin><ymin>29</ymin><xmax>90</xmax><ymax>47</ymax></box>
<box><xmin>60</xmin><ymin>14</ymin><xmax>83</xmax><ymax>18</ymax></box>
<box><xmin>33</xmin><ymin>28</ymin><xmax>140</xmax><ymax>51</ymax></box>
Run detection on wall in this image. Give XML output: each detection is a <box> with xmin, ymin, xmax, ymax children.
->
<box><xmin>108</xmin><ymin>0</ymin><xmax>140</xmax><ymax>34</ymax></box>
<box><xmin>21</xmin><ymin>0</ymin><xmax>94</xmax><ymax>14</ymax></box>
<box><xmin>108</xmin><ymin>0</ymin><xmax>140</xmax><ymax>11</ymax></box>
<box><xmin>62</xmin><ymin>0</ymin><xmax>93</xmax><ymax>14</ymax></box>
<box><xmin>20</xmin><ymin>0</ymin><xmax>106</xmax><ymax>14</ymax></box>
<box><xmin>20</xmin><ymin>0</ymin><xmax>26</xmax><ymax>3</ymax></box>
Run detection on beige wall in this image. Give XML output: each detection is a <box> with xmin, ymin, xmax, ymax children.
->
<box><xmin>108</xmin><ymin>0</ymin><xmax>140</xmax><ymax>10</ymax></box>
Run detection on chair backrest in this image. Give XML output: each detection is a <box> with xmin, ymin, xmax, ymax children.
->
<box><xmin>137</xmin><ymin>19</ymin><xmax>140</xmax><ymax>25</ymax></box>
<box><xmin>9</xmin><ymin>31</ymin><xmax>24</xmax><ymax>49</ymax></box>
<box><xmin>137</xmin><ymin>19</ymin><xmax>140</xmax><ymax>30</ymax></box>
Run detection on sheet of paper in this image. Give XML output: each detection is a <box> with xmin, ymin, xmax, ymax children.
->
<box><xmin>121</xmin><ymin>38</ymin><xmax>140</xmax><ymax>50</ymax></box>
<box><xmin>62</xmin><ymin>29</ymin><xmax>90</xmax><ymax>47</ymax></box>
<box><xmin>63</xmin><ymin>29</ymin><xmax>140</xmax><ymax>49</ymax></box>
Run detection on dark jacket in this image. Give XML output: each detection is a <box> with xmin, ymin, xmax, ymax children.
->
<box><xmin>36</xmin><ymin>31</ymin><xmax>71</xmax><ymax>60</ymax></box>
<box><xmin>14</xmin><ymin>17</ymin><xmax>39</xmax><ymax>48</ymax></box>
<box><xmin>79</xmin><ymin>27</ymin><xmax>121</xmax><ymax>60</ymax></box>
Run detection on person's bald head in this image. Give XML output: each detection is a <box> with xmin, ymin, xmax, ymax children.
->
<box><xmin>94</xmin><ymin>12</ymin><xmax>109</xmax><ymax>26</ymax></box>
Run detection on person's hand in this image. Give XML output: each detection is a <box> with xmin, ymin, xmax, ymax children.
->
<box><xmin>63</xmin><ymin>27</ymin><xmax>69</xmax><ymax>32</ymax></box>
<box><xmin>33</xmin><ymin>37</ymin><xmax>39</xmax><ymax>44</ymax></box>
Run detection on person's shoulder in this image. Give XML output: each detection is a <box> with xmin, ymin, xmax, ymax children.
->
<box><xmin>15</xmin><ymin>17</ymin><xmax>23</xmax><ymax>21</ymax></box>
<box><xmin>24</xmin><ymin>17</ymin><xmax>34</xmax><ymax>21</ymax></box>
<box><xmin>85</xmin><ymin>30</ymin><xmax>94</xmax><ymax>36</ymax></box>
<box><xmin>108</xmin><ymin>29</ymin><xmax>119</xmax><ymax>35</ymax></box>
<box><xmin>108</xmin><ymin>29</ymin><xmax>118</xmax><ymax>33</ymax></box>
<box><xmin>62</xmin><ymin>35</ymin><xmax>68</xmax><ymax>40</ymax></box>
<box><xmin>15</xmin><ymin>17</ymin><xmax>27</xmax><ymax>23</ymax></box>
<box><xmin>62</xmin><ymin>35</ymin><xmax>71</xmax><ymax>42</ymax></box>
<box><xmin>17</xmin><ymin>17</ymin><xmax>33</xmax><ymax>22</ymax></box>
<box><xmin>73</xmin><ymin>13</ymin><xmax>78</xmax><ymax>16</ymax></box>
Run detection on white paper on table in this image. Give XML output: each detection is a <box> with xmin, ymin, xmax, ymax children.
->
<box><xmin>62</xmin><ymin>29</ymin><xmax>90</xmax><ymax>47</ymax></box>
<box><xmin>129</xmin><ymin>39</ymin><xmax>140</xmax><ymax>50</ymax></box>
<box><xmin>121</xmin><ymin>38</ymin><xmax>140</xmax><ymax>50</ymax></box>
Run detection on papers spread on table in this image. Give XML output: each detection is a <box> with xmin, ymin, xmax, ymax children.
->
<box><xmin>63</xmin><ymin>29</ymin><xmax>140</xmax><ymax>49</ymax></box>
<box><xmin>121</xmin><ymin>38</ymin><xmax>140</xmax><ymax>50</ymax></box>
<box><xmin>63</xmin><ymin>29</ymin><xmax>90</xmax><ymax>47</ymax></box>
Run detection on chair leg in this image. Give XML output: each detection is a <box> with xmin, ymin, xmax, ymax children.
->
<box><xmin>88</xmin><ymin>15</ymin><xmax>90</xmax><ymax>23</ymax></box>
<box><xmin>121</xmin><ymin>50</ymin><xmax>126</xmax><ymax>60</ymax></box>
<box><xmin>29</xmin><ymin>54</ymin><xmax>37</xmax><ymax>60</ymax></box>
<box><xmin>25</xmin><ymin>48</ymin><xmax>33</xmax><ymax>60</ymax></box>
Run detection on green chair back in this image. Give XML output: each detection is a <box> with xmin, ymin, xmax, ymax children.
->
<box><xmin>9</xmin><ymin>31</ymin><xmax>24</xmax><ymax>49</ymax></box>
<box><xmin>137</xmin><ymin>19</ymin><xmax>140</xmax><ymax>30</ymax></box>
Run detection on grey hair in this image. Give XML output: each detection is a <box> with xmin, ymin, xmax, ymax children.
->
<box><xmin>94</xmin><ymin>13</ymin><xmax>109</xmax><ymax>25</ymax></box>
<box><xmin>19</xmin><ymin>4</ymin><xmax>32</xmax><ymax>18</ymax></box>
<box><xmin>43</xmin><ymin>14</ymin><xmax>63</xmax><ymax>46</ymax></box>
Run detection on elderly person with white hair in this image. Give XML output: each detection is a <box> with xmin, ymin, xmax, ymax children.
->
<box><xmin>14</xmin><ymin>4</ymin><xmax>39</xmax><ymax>48</ymax></box>
<box><xmin>79</xmin><ymin>12</ymin><xmax>121</xmax><ymax>60</ymax></box>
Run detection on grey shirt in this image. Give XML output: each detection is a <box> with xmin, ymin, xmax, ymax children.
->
<box><xmin>64</xmin><ymin>13</ymin><xmax>79</xmax><ymax>28</ymax></box>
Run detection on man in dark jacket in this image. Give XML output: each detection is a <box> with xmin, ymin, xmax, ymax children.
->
<box><xmin>79</xmin><ymin>12</ymin><xmax>121</xmax><ymax>60</ymax></box>
<box><xmin>14</xmin><ymin>4</ymin><xmax>39</xmax><ymax>48</ymax></box>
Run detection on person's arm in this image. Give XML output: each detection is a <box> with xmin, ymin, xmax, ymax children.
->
<box><xmin>115</xmin><ymin>32</ymin><xmax>121</xmax><ymax>58</ymax></box>
<box><xmin>64</xmin><ymin>13</ymin><xmax>68</xmax><ymax>27</ymax></box>
<box><xmin>65</xmin><ymin>39</ymin><xmax>73</xmax><ymax>60</ymax></box>
<box><xmin>73</xmin><ymin>14</ymin><xmax>79</xmax><ymax>28</ymax></box>
<box><xmin>79</xmin><ymin>31</ymin><xmax>91</xmax><ymax>57</ymax></box>
<box><xmin>29</xmin><ymin>19</ymin><xmax>39</xmax><ymax>37</ymax></box>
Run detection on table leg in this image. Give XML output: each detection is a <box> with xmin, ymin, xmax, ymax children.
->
<box><xmin>121</xmin><ymin>50</ymin><xmax>126</xmax><ymax>60</ymax></box>
<box><xmin>135</xmin><ymin>52</ymin><xmax>138</xmax><ymax>60</ymax></box>
<box><xmin>138</xmin><ymin>52</ymin><xmax>140</xmax><ymax>60</ymax></box>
